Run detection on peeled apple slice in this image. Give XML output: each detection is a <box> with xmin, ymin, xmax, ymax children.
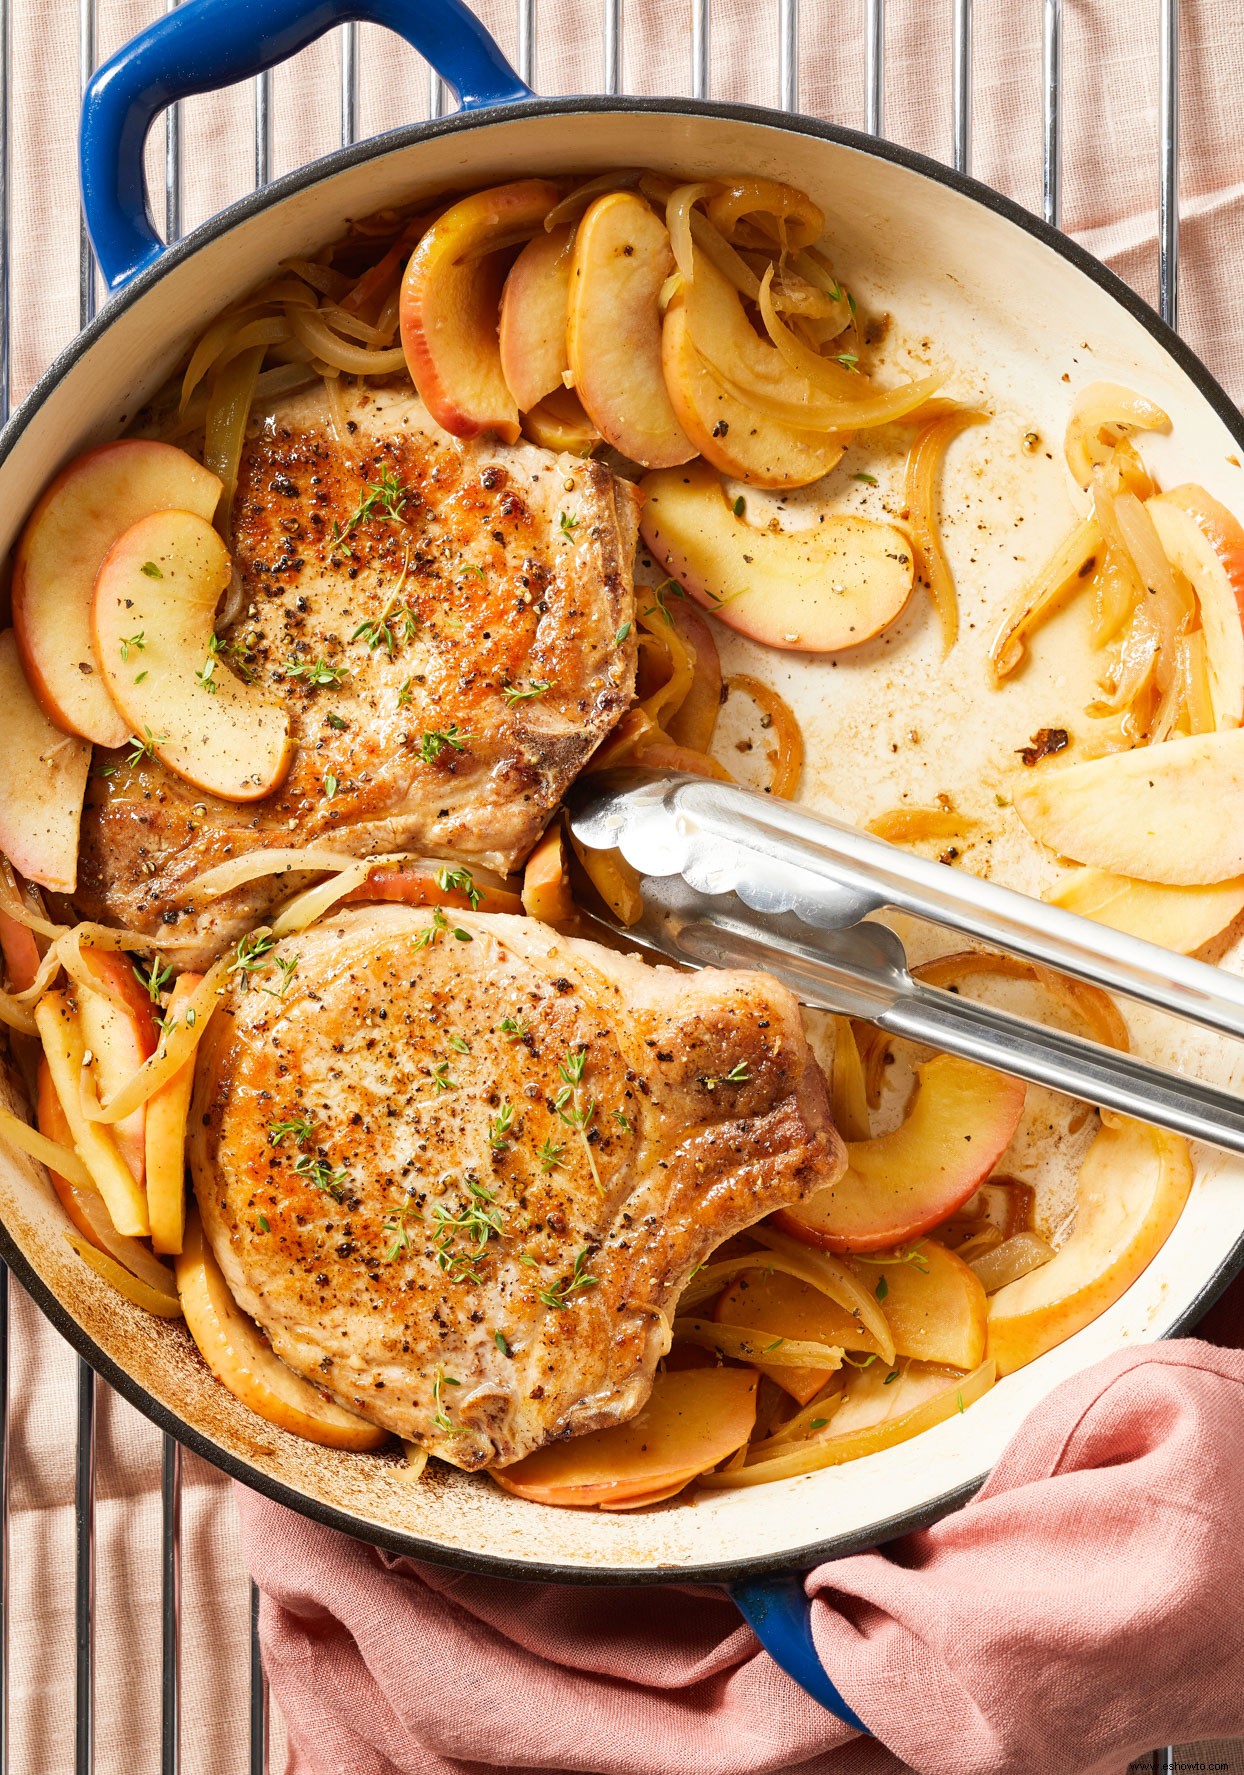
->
<box><xmin>858</xmin><ymin>1238</ymin><xmax>987</xmax><ymax>1371</ymax></box>
<box><xmin>715</xmin><ymin>1269</ymin><xmax>884</xmax><ymax>1404</ymax></box>
<box><xmin>1045</xmin><ymin>865</ymin><xmax>1244</xmax><ymax>955</ymax></box>
<box><xmin>491</xmin><ymin>1366</ymin><xmax>757</xmax><ymax>1507</ymax></box>
<box><xmin>1012</xmin><ymin>728</ymin><xmax>1244</xmax><ymax>886</ymax></box>
<box><xmin>175</xmin><ymin>1209</ymin><xmax>390</xmax><ymax>1451</ymax></box>
<box><xmin>987</xmin><ymin>1119</ymin><xmax>1193</xmax><ymax>1375</ymax></box>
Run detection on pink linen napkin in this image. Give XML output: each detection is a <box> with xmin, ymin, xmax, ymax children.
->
<box><xmin>237</xmin><ymin>1278</ymin><xmax>1244</xmax><ymax>1775</ymax></box>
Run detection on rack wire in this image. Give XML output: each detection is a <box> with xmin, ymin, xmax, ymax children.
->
<box><xmin>0</xmin><ymin>0</ymin><xmax>1215</xmax><ymax>1769</ymax></box>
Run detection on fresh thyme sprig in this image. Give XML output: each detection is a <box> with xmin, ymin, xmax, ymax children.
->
<box><xmin>227</xmin><ymin>930</ymin><xmax>277</xmax><ymax>989</ymax></box>
<box><xmin>489</xmin><ymin>1100</ymin><xmax>514</xmax><ymax>1155</ymax></box>
<box><xmin>432</xmin><ymin>1177</ymin><xmax>505</xmax><ymax>1281</ymax></box>
<box><xmin>431</xmin><ymin>1368</ymin><xmax>460</xmax><ymax>1432</ymax></box>
<box><xmin>292</xmin><ymin>1153</ymin><xmax>349</xmax><ymax>1201</ymax></box>
<box><xmin>268</xmin><ymin>1114</ymin><xmax>314</xmax><ymax>1147</ymax></box>
<box><xmin>643</xmin><ymin>579</ymin><xmax>684</xmax><ymax>626</ymax></box>
<box><xmin>334</xmin><ymin>466</ymin><xmax>409</xmax><ymax>541</ymax></box>
<box><xmin>554</xmin><ymin>1046</ymin><xmax>602</xmax><ymax>1192</ymax></box>
<box><xmin>503</xmin><ymin>679</ymin><xmax>552</xmax><ymax>706</ymax></box>
<box><xmin>131</xmin><ymin>955</ymin><xmax>174</xmax><ymax>1005</ymax></box>
<box><xmin>435</xmin><ymin>866</ymin><xmax>482</xmax><ymax>910</ymax></box>
<box><xmin>411</xmin><ymin>907</ymin><xmax>473</xmax><ymax>950</ymax></box>
<box><xmin>701</xmin><ymin>1061</ymin><xmax>751</xmax><ymax>1090</ymax></box>
<box><xmin>260</xmin><ymin>954</ymin><xmax>300</xmax><ymax>999</ymax></box>
<box><xmin>282</xmin><ymin>656</ymin><xmax>348</xmax><ymax>688</ymax></box>
<box><xmin>536</xmin><ymin>1136</ymin><xmax>565</xmax><ymax>1173</ymax></box>
<box><xmin>854</xmin><ymin>1242</ymin><xmax>930</xmax><ymax>1274</ymax></box>
<box><xmin>419</xmin><ymin>724</ymin><xmax>470</xmax><ymax>763</ymax></box>
<box><xmin>538</xmin><ymin>1246</ymin><xmax>598</xmax><ymax>1311</ymax></box>
<box><xmin>124</xmin><ymin>727</ymin><xmax>168</xmax><ymax>768</ymax></box>
<box><xmin>352</xmin><ymin>600</ymin><xmax>418</xmax><ymax>658</ymax></box>
<box><xmin>383</xmin><ymin>1199</ymin><xmax>416</xmax><ymax>1262</ymax></box>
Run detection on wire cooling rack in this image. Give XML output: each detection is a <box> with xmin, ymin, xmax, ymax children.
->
<box><xmin>0</xmin><ymin>0</ymin><xmax>1221</xmax><ymax>1770</ymax></box>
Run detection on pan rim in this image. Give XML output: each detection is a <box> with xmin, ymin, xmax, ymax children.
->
<box><xmin>3</xmin><ymin>92</ymin><xmax>1244</xmax><ymax>1583</ymax></box>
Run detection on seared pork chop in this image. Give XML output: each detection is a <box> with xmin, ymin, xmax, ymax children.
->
<box><xmin>188</xmin><ymin>906</ymin><xmax>844</xmax><ymax>1467</ymax></box>
<box><xmin>77</xmin><ymin>384</ymin><xmax>640</xmax><ymax>964</ymax></box>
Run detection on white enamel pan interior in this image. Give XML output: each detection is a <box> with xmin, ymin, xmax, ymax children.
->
<box><xmin>3</xmin><ymin>98</ymin><xmax>1244</xmax><ymax>1583</ymax></box>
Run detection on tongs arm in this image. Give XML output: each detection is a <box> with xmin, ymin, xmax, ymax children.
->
<box><xmin>568</xmin><ymin>771</ymin><xmax>1244</xmax><ymax>1047</ymax></box>
<box><xmin>566</xmin><ymin>771</ymin><xmax>1244</xmax><ymax>1158</ymax></box>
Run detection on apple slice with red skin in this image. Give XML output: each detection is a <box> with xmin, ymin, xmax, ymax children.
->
<box><xmin>92</xmin><ymin>509</ymin><xmax>293</xmax><ymax>803</ymax></box>
<box><xmin>176</xmin><ymin>1208</ymin><xmax>390</xmax><ymax>1451</ymax></box>
<box><xmin>1147</xmin><ymin>483</ymin><xmax>1244</xmax><ymax>729</ymax></box>
<box><xmin>499</xmin><ymin>223</ymin><xmax>575</xmax><ymax>413</ymax></box>
<box><xmin>12</xmin><ymin>439</ymin><xmax>221</xmax><ymax>746</ymax></box>
<box><xmin>75</xmin><ymin>948</ymin><xmax>160</xmax><ymax>1191</ymax></box>
<box><xmin>566</xmin><ymin>191</ymin><xmax>695</xmax><ymax>470</ymax></box>
<box><xmin>342</xmin><ymin>862</ymin><xmax>523</xmax><ymax>916</ymax></box>
<box><xmin>401</xmin><ymin>179</ymin><xmax>560</xmax><ymax>443</ymax></box>
<box><xmin>0</xmin><ymin>629</ymin><xmax>92</xmax><ymax>894</ymax></box>
<box><xmin>987</xmin><ymin>1119</ymin><xmax>1193</xmax><ymax>1375</ymax></box>
<box><xmin>775</xmin><ymin>1053</ymin><xmax>1027</xmax><ymax>1253</ymax></box>
<box><xmin>0</xmin><ymin>907</ymin><xmax>40</xmax><ymax>992</ymax></box>
<box><xmin>491</xmin><ymin>1367</ymin><xmax>757</xmax><ymax>1507</ymax></box>
<box><xmin>639</xmin><ymin>460</ymin><xmax>913</xmax><ymax>653</ymax></box>
<box><xmin>661</xmin><ymin>299</ymin><xmax>850</xmax><ymax>489</ymax></box>
<box><xmin>660</xmin><ymin>252</ymin><xmax>853</xmax><ymax>490</ymax></box>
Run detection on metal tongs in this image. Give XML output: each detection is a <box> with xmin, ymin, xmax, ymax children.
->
<box><xmin>565</xmin><ymin>770</ymin><xmax>1244</xmax><ymax>1156</ymax></box>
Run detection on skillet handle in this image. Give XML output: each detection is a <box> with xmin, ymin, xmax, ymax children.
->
<box><xmin>730</xmin><ymin>1575</ymin><xmax>872</xmax><ymax>1734</ymax></box>
<box><xmin>79</xmin><ymin>0</ymin><xmax>533</xmax><ymax>293</ymax></box>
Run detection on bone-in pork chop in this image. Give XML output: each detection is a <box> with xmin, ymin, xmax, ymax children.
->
<box><xmin>76</xmin><ymin>383</ymin><xmax>640</xmax><ymax>963</ymax></box>
<box><xmin>188</xmin><ymin>905</ymin><xmax>845</xmax><ymax>1467</ymax></box>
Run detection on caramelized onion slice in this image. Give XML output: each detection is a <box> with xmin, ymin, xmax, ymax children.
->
<box><xmin>0</xmin><ymin>1104</ymin><xmax>92</xmax><ymax>1188</ymax></box>
<box><xmin>748</xmin><ymin>1223</ymin><xmax>896</xmax><ymax>1365</ymax></box>
<box><xmin>904</xmin><ymin>406</ymin><xmax>988</xmax><ymax>656</ymax></box>
<box><xmin>65</xmin><ymin>1230</ymin><xmax>183</xmax><ymax>1318</ymax></box>
<box><xmin>758</xmin><ymin>270</ymin><xmax>942</xmax><ymax>423</ymax></box>
<box><xmin>969</xmin><ymin>1230</ymin><xmax>1056</xmax><ymax>1293</ymax></box>
<box><xmin>673</xmin><ymin>1317</ymin><xmax>845</xmax><ymax>1371</ymax></box>
<box><xmin>1064</xmin><ymin>383</ymin><xmax>1170</xmax><ymax>490</ymax></box>
<box><xmin>725</xmin><ymin>674</ymin><xmax>803</xmax><ymax>798</ymax></box>
<box><xmin>698</xmin><ymin>1358</ymin><xmax>995</xmax><ymax>1487</ymax></box>
<box><xmin>989</xmin><ymin>518</ymin><xmax>1104</xmax><ymax>681</ymax></box>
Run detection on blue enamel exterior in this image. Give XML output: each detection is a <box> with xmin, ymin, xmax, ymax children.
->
<box><xmin>732</xmin><ymin>1576</ymin><xmax>872</xmax><ymax>1734</ymax></box>
<box><xmin>77</xmin><ymin>0</ymin><xmax>533</xmax><ymax>290</ymax></box>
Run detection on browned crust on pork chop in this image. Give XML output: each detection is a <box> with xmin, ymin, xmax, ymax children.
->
<box><xmin>188</xmin><ymin>906</ymin><xmax>845</xmax><ymax>1468</ymax></box>
<box><xmin>76</xmin><ymin>384</ymin><xmax>640</xmax><ymax>963</ymax></box>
